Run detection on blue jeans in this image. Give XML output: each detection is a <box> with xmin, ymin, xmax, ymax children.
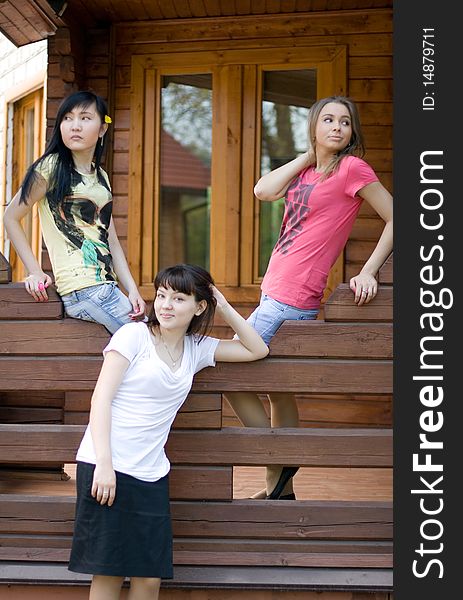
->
<box><xmin>244</xmin><ymin>293</ymin><xmax>319</xmax><ymax>345</ymax></box>
<box><xmin>61</xmin><ymin>281</ymin><xmax>133</xmax><ymax>334</ymax></box>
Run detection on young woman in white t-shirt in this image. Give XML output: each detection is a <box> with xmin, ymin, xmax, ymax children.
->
<box><xmin>68</xmin><ymin>263</ymin><xmax>269</xmax><ymax>600</ymax></box>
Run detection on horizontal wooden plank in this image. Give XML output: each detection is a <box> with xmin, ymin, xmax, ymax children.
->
<box><xmin>0</xmin><ymin>540</ymin><xmax>392</xmax><ymax>568</ymax></box>
<box><xmin>0</xmin><ymin>407</ymin><xmax>63</xmax><ymax>424</ymax></box>
<box><xmin>0</xmin><ymin>464</ymin><xmax>231</xmax><ymax>502</ymax></box>
<box><xmin>173</xmin><ymin>394</ymin><xmax>222</xmax><ymax>429</ymax></box>
<box><xmin>115</xmin><ymin>12</ymin><xmax>392</xmax><ymax>46</ymax></box>
<box><xmin>0</xmin><ymin>283</ymin><xmax>63</xmax><ymax>319</ymax></box>
<box><xmin>0</xmin><ymin>563</ymin><xmax>393</xmax><ymax>592</ymax></box>
<box><xmin>63</xmin><ymin>392</ymin><xmax>222</xmax><ymax>429</ymax></box>
<box><xmin>0</xmin><ymin>494</ymin><xmax>392</xmax><ymax>540</ymax></box>
<box><xmin>0</xmin><ymin>534</ymin><xmax>390</xmax><ymax>554</ymax></box>
<box><xmin>0</xmin><ymin>425</ymin><xmax>392</xmax><ymax>467</ymax></box>
<box><xmin>0</xmin><ymin>391</ymin><xmax>64</xmax><ymax>407</ymax></box>
<box><xmin>0</xmin><ymin>306</ymin><xmax>254</xmax><ymax>355</ymax></box>
<box><xmin>0</xmin><ymin>357</ymin><xmax>102</xmax><ymax>390</ymax></box>
<box><xmin>187</xmin><ymin>499</ymin><xmax>390</xmax><ymax>542</ymax></box>
<box><xmin>269</xmin><ymin>322</ymin><xmax>392</xmax><ymax>359</ymax></box>
<box><xmin>169</xmin><ymin>465</ymin><xmax>232</xmax><ymax>500</ymax></box>
<box><xmin>324</xmin><ymin>284</ymin><xmax>392</xmax><ymax>322</ymax></box>
<box><xmin>193</xmin><ymin>360</ymin><xmax>392</xmax><ymax>394</ymax></box>
<box><xmin>167</xmin><ymin>429</ymin><xmax>392</xmax><ymax>467</ymax></box>
<box><xmin>0</xmin><ymin>357</ymin><xmax>392</xmax><ymax>394</ymax></box>
<box><xmin>223</xmin><ymin>395</ymin><xmax>393</xmax><ymax>428</ymax></box>
<box><xmin>0</xmin><ymin>320</ymin><xmax>109</xmax><ymax>355</ymax></box>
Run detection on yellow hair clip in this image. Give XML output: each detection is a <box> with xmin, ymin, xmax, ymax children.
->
<box><xmin>104</xmin><ymin>115</ymin><xmax>112</xmax><ymax>124</ymax></box>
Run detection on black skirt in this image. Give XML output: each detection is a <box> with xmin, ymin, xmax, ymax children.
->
<box><xmin>68</xmin><ymin>461</ymin><xmax>173</xmax><ymax>578</ymax></box>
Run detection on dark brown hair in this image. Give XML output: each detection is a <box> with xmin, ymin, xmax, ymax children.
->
<box><xmin>147</xmin><ymin>264</ymin><xmax>217</xmax><ymax>340</ymax></box>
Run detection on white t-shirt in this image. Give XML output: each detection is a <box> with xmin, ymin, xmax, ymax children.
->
<box><xmin>76</xmin><ymin>322</ymin><xmax>220</xmax><ymax>482</ymax></box>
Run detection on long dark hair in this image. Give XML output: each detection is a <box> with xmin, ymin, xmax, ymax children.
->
<box><xmin>19</xmin><ymin>91</ymin><xmax>109</xmax><ymax>206</ymax></box>
<box><xmin>147</xmin><ymin>264</ymin><xmax>217</xmax><ymax>340</ymax></box>
<box><xmin>307</xmin><ymin>95</ymin><xmax>365</xmax><ymax>180</ymax></box>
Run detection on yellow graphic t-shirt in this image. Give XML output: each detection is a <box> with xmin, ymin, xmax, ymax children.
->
<box><xmin>36</xmin><ymin>154</ymin><xmax>117</xmax><ymax>295</ymax></box>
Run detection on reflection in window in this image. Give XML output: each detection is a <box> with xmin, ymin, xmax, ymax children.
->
<box><xmin>258</xmin><ymin>69</ymin><xmax>316</xmax><ymax>277</ymax></box>
<box><xmin>159</xmin><ymin>75</ymin><xmax>212</xmax><ymax>270</ymax></box>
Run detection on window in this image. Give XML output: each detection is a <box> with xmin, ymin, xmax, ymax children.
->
<box><xmin>258</xmin><ymin>69</ymin><xmax>316</xmax><ymax>277</ymax></box>
<box><xmin>159</xmin><ymin>74</ymin><xmax>212</xmax><ymax>270</ymax></box>
<box><xmin>3</xmin><ymin>88</ymin><xmax>44</xmax><ymax>282</ymax></box>
<box><xmin>129</xmin><ymin>46</ymin><xmax>346</xmax><ymax>301</ymax></box>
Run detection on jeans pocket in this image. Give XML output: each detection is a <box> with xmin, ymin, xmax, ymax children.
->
<box><xmin>96</xmin><ymin>282</ymin><xmax>116</xmax><ymax>301</ymax></box>
<box><xmin>299</xmin><ymin>313</ymin><xmax>318</xmax><ymax>321</ymax></box>
<box><xmin>263</xmin><ymin>294</ymin><xmax>285</xmax><ymax>313</ymax></box>
<box><xmin>63</xmin><ymin>301</ymin><xmax>94</xmax><ymax>322</ymax></box>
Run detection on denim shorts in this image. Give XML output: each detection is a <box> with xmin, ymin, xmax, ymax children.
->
<box><xmin>243</xmin><ymin>293</ymin><xmax>319</xmax><ymax>346</ymax></box>
<box><xmin>61</xmin><ymin>281</ymin><xmax>133</xmax><ymax>334</ymax></box>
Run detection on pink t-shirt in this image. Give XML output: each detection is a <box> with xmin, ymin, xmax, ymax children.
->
<box><xmin>261</xmin><ymin>155</ymin><xmax>379</xmax><ymax>309</ymax></box>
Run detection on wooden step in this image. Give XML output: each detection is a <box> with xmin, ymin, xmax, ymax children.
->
<box><xmin>0</xmin><ymin>425</ymin><xmax>392</xmax><ymax>467</ymax></box>
<box><xmin>324</xmin><ymin>284</ymin><xmax>392</xmax><ymax>322</ymax></box>
<box><xmin>0</xmin><ymin>494</ymin><xmax>392</xmax><ymax>568</ymax></box>
<box><xmin>0</xmin><ymin>283</ymin><xmax>63</xmax><ymax>319</ymax></box>
<box><xmin>0</xmin><ymin>564</ymin><xmax>393</xmax><ymax>593</ymax></box>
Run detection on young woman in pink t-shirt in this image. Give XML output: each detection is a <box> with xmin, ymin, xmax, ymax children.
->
<box><xmin>226</xmin><ymin>96</ymin><xmax>393</xmax><ymax>500</ymax></box>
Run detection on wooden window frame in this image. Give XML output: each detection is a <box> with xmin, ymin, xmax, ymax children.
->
<box><xmin>1</xmin><ymin>75</ymin><xmax>45</xmax><ymax>281</ymax></box>
<box><xmin>128</xmin><ymin>46</ymin><xmax>346</xmax><ymax>302</ymax></box>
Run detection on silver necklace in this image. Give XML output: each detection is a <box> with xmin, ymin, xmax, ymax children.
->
<box><xmin>159</xmin><ymin>332</ymin><xmax>183</xmax><ymax>366</ymax></box>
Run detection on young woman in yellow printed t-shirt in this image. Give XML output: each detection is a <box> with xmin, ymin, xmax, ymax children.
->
<box><xmin>4</xmin><ymin>91</ymin><xmax>145</xmax><ymax>333</ymax></box>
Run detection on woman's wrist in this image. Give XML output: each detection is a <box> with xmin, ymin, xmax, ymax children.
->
<box><xmin>26</xmin><ymin>268</ymin><xmax>46</xmax><ymax>278</ymax></box>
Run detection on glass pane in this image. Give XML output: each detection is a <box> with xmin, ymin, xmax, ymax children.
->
<box><xmin>159</xmin><ymin>74</ymin><xmax>212</xmax><ymax>271</ymax></box>
<box><xmin>258</xmin><ymin>69</ymin><xmax>316</xmax><ymax>277</ymax></box>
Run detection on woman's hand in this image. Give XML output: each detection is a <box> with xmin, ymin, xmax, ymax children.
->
<box><xmin>24</xmin><ymin>271</ymin><xmax>53</xmax><ymax>302</ymax></box>
<box><xmin>91</xmin><ymin>463</ymin><xmax>116</xmax><ymax>506</ymax></box>
<box><xmin>128</xmin><ymin>289</ymin><xmax>146</xmax><ymax>320</ymax></box>
<box><xmin>350</xmin><ymin>272</ymin><xmax>378</xmax><ymax>306</ymax></box>
<box><xmin>211</xmin><ymin>285</ymin><xmax>229</xmax><ymax>310</ymax></box>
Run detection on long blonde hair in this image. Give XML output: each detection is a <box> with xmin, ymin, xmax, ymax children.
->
<box><xmin>307</xmin><ymin>96</ymin><xmax>365</xmax><ymax>180</ymax></box>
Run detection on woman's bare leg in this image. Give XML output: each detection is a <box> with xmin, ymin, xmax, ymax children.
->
<box><xmin>127</xmin><ymin>577</ymin><xmax>161</xmax><ymax>600</ymax></box>
<box><xmin>90</xmin><ymin>575</ymin><xmax>124</xmax><ymax>600</ymax></box>
<box><xmin>224</xmin><ymin>392</ymin><xmax>270</xmax><ymax>427</ymax></box>
<box><xmin>269</xmin><ymin>392</ymin><xmax>299</xmax><ymax>428</ymax></box>
<box><xmin>225</xmin><ymin>392</ymin><xmax>298</xmax><ymax>497</ymax></box>
<box><xmin>224</xmin><ymin>392</ymin><xmax>269</xmax><ymax>498</ymax></box>
<box><xmin>266</xmin><ymin>392</ymin><xmax>300</xmax><ymax>496</ymax></box>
